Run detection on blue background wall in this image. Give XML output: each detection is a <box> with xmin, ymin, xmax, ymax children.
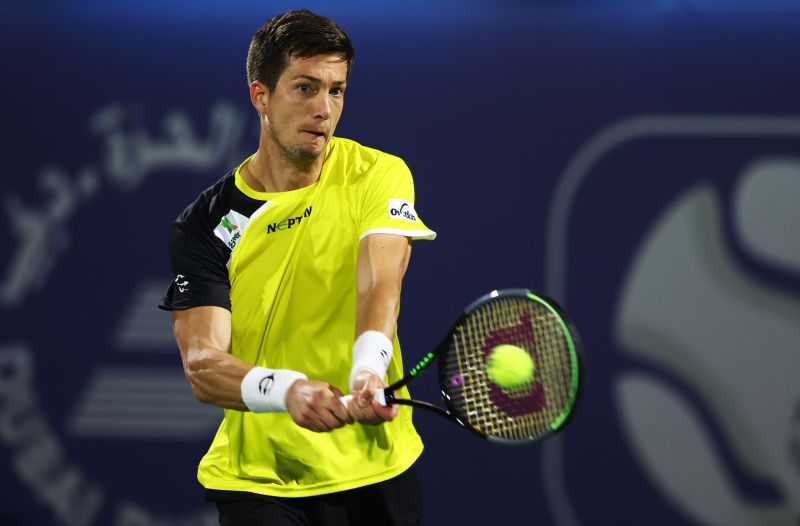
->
<box><xmin>2</xmin><ymin>1</ymin><xmax>800</xmax><ymax>524</ymax></box>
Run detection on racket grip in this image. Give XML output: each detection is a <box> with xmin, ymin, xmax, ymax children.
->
<box><xmin>339</xmin><ymin>389</ymin><xmax>387</xmax><ymax>406</ymax></box>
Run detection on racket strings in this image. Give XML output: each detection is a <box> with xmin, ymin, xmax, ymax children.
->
<box><xmin>442</xmin><ymin>296</ymin><xmax>577</xmax><ymax>441</ymax></box>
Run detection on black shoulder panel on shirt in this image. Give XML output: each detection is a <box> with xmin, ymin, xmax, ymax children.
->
<box><xmin>158</xmin><ymin>171</ymin><xmax>265</xmax><ymax>311</ymax></box>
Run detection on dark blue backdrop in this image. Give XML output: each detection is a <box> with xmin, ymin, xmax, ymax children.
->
<box><xmin>2</xmin><ymin>1</ymin><xmax>800</xmax><ymax>525</ymax></box>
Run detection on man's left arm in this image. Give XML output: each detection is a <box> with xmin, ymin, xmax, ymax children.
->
<box><xmin>347</xmin><ymin>233</ymin><xmax>412</xmax><ymax>424</ymax></box>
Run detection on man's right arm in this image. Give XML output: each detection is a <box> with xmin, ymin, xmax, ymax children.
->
<box><xmin>172</xmin><ymin>305</ymin><xmax>353</xmax><ymax>431</ymax></box>
<box><xmin>172</xmin><ymin>305</ymin><xmax>250</xmax><ymax>411</ymax></box>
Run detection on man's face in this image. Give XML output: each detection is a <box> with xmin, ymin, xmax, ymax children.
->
<box><xmin>262</xmin><ymin>54</ymin><xmax>347</xmax><ymax>163</ymax></box>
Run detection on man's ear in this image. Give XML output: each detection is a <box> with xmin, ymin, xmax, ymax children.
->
<box><xmin>249</xmin><ymin>81</ymin><xmax>269</xmax><ymax>113</ymax></box>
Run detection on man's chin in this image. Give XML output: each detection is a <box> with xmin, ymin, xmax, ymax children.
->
<box><xmin>286</xmin><ymin>143</ymin><xmax>325</xmax><ymax>163</ymax></box>
<box><xmin>298</xmin><ymin>148</ymin><xmax>324</xmax><ymax>161</ymax></box>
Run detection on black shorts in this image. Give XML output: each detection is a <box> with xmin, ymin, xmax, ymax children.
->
<box><xmin>205</xmin><ymin>465</ymin><xmax>422</xmax><ymax>526</ymax></box>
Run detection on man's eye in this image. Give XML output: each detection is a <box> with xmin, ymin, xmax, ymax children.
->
<box><xmin>331</xmin><ymin>88</ymin><xmax>344</xmax><ymax>97</ymax></box>
<box><xmin>298</xmin><ymin>85</ymin><xmax>311</xmax><ymax>93</ymax></box>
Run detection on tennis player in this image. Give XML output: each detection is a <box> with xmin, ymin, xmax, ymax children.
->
<box><xmin>159</xmin><ymin>9</ymin><xmax>435</xmax><ymax>526</ymax></box>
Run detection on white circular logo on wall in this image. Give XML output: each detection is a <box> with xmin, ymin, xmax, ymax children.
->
<box><xmin>543</xmin><ymin>115</ymin><xmax>800</xmax><ymax>526</ymax></box>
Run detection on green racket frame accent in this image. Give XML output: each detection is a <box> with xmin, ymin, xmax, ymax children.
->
<box><xmin>524</xmin><ymin>291</ymin><xmax>580</xmax><ymax>431</ymax></box>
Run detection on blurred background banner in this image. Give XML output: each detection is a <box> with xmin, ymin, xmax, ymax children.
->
<box><xmin>2</xmin><ymin>1</ymin><xmax>799</xmax><ymax>525</ymax></box>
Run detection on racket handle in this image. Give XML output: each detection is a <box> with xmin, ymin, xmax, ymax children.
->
<box><xmin>339</xmin><ymin>389</ymin><xmax>387</xmax><ymax>406</ymax></box>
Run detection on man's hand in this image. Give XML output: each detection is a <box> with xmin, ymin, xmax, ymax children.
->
<box><xmin>286</xmin><ymin>380</ymin><xmax>354</xmax><ymax>432</ymax></box>
<box><xmin>346</xmin><ymin>370</ymin><xmax>399</xmax><ymax>425</ymax></box>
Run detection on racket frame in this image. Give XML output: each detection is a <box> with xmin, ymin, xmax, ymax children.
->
<box><xmin>385</xmin><ymin>288</ymin><xmax>584</xmax><ymax>443</ymax></box>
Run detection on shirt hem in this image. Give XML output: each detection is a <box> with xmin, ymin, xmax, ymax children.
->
<box><xmin>198</xmin><ymin>442</ymin><xmax>423</xmax><ymax>498</ymax></box>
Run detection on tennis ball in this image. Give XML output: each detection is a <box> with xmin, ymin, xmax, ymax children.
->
<box><xmin>486</xmin><ymin>344</ymin><xmax>535</xmax><ymax>388</ymax></box>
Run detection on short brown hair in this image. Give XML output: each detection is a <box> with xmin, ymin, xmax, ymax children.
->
<box><xmin>246</xmin><ymin>9</ymin><xmax>355</xmax><ymax>92</ymax></box>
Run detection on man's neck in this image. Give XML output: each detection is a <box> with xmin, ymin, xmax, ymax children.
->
<box><xmin>242</xmin><ymin>137</ymin><xmax>326</xmax><ymax>193</ymax></box>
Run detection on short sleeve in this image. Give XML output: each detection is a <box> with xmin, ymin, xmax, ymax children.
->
<box><xmin>358</xmin><ymin>155</ymin><xmax>436</xmax><ymax>241</ymax></box>
<box><xmin>159</xmin><ymin>222</ymin><xmax>232</xmax><ymax>311</ymax></box>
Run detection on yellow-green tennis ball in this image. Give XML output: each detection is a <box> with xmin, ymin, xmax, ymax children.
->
<box><xmin>486</xmin><ymin>344</ymin><xmax>535</xmax><ymax>388</ymax></box>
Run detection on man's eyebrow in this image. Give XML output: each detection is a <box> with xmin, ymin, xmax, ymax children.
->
<box><xmin>292</xmin><ymin>75</ymin><xmax>347</xmax><ymax>86</ymax></box>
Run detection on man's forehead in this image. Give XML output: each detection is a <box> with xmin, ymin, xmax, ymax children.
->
<box><xmin>285</xmin><ymin>53</ymin><xmax>347</xmax><ymax>73</ymax></box>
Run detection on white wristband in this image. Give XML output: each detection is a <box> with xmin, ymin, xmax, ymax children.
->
<box><xmin>241</xmin><ymin>366</ymin><xmax>307</xmax><ymax>413</ymax></box>
<box><xmin>349</xmin><ymin>331</ymin><xmax>393</xmax><ymax>391</ymax></box>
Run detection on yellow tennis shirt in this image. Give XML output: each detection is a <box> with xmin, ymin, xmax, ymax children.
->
<box><xmin>162</xmin><ymin>137</ymin><xmax>436</xmax><ymax>497</ymax></box>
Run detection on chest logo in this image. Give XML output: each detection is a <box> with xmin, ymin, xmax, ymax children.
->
<box><xmin>267</xmin><ymin>206</ymin><xmax>313</xmax><ymax>234</ymax></box>
<box><xmin>220</xmin><ymin>217</ymin><xmax>238</xmax><ymax>233</ymax></box>
<box><xmin>214</xmin><ymin>209</ymin><xmax>252</xmax><ymax>252</ymax></box>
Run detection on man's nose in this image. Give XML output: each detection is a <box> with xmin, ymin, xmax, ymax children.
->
<box><xmin>314</xmin><ymin>92</ymin><xmax>331</xmax><ymax>120</ymax></box>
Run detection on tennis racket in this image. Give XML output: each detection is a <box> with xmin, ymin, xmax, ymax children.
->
<box><xmin>342</xmin><ymin>288</ymin><xmax>583</xmax><ymax>445</ymax></box>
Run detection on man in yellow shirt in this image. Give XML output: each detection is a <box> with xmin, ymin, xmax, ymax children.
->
<box><xmin>160</xmin><ymin>9</ymin><xmax>435</xmax><ymax>525</ymax></box>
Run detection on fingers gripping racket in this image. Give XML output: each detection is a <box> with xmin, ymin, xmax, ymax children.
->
<box><xmin>343</xmin><ymin>289</ymin><xmax>583</xmax><ymax>445</ymax></box>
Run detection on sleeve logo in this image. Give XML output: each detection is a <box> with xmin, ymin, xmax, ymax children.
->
<box><xmin>388</xmin><ymin>199</ymin><xmax>418</xmax><ymax>222</ymax></box>
<box><xmin>174</xmin><ymin>274</ymin><xmax>189</xmax><ymax>293</ymax></box>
